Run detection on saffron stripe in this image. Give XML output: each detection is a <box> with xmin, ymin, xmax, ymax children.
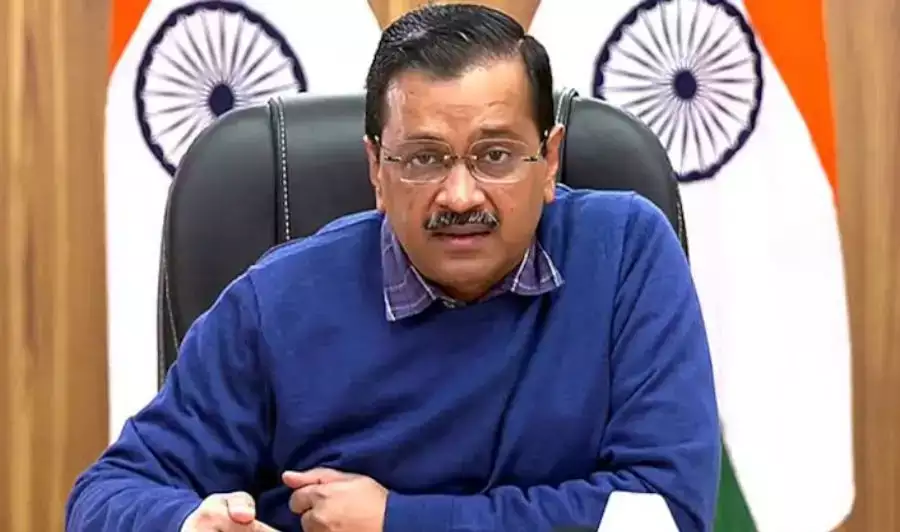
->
<box><xmin>744</xmin><ymin>0</ymin><xmax>838</xmax><ymax>196</ymax></box>
<box><xmin>108</xmin><ymin>0</ymin><xmax>151</xmax><ymax>76</ymax></box>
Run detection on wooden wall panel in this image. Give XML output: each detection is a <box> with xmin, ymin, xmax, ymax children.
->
<box><xmin>826</xmin><ymin>0</ymin><xmax>900</xmax><ymax>530</ymax></box>
<box><xmin>0</xmin><ymin>0</ymin><xmax>110</xmax><ymax>530</ymax></box>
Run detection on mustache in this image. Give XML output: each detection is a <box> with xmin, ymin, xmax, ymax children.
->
<box><xmin>423</xmin><ymin>210</ymin><xmax>500</xmax><ymax>231</ymax></box>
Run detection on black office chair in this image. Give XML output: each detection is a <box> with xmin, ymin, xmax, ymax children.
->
<box><xmin>156</xmin><ymin>88</ymin><xmax>687</xmax><ymax>385</ymax></box>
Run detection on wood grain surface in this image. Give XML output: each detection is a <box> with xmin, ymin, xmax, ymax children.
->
<box><xmin>826</xmin><ymin>0</ymin><xmax>900</xmax><ymax>530</ymax></box>
<box><xmin>0</xmin><ymin>0</ymin><xmax>110</xmax><ymax>530</ymax></box>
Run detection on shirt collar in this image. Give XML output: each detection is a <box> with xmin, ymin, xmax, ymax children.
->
<box><xmin>380</xmin><ymin>218</ymin><xmax>564</xmax><ymax>322</ymax></box>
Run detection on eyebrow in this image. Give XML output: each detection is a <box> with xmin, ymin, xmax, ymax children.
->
<box><xmin>475</xmin><ymin>126</ymin><xmax>523</xmax><ymax>140</ymax></box>
<box><xmin>401</xmin><ymin>126</ymin><xmax>524</xmax><ymax>143</ymax></box>
<box><xmin>402</xmin><ymin>132</ymin><xmax>447</xmax><ymax>143</ymax></box>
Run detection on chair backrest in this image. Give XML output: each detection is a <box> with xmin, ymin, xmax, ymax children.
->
<box><xmin>156</xmin><ymin>88</ymin><xmax>686</xmax><ymax>383</ymax></box>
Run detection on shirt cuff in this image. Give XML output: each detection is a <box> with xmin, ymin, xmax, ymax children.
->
<box><xmin>383</xmin><ymin>492</ymin><xmax>456</xmax><ymax>532</ymax></box>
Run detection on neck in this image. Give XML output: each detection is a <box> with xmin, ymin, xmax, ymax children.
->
<box><xmin>438</xmin><ymin>280</ymin><xmax>500</xmax><ymax>303</ymax></box>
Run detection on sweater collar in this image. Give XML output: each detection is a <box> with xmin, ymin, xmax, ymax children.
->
<box><xmin>380</xmin><ymin>218</ymin><xmax>564</xmax><ymax>322</ymax></box>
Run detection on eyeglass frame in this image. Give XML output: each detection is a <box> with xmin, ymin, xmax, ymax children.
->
<box><xmin>372</xmin><ymin>131</ymin><xmax>549</xmax><ymax>185</ymax></box>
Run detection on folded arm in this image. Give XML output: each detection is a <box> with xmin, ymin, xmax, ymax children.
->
<box><xmin>65</xmin><ymin>275</ymin><xmax>273</xmax><ymax>532</ymax></box>
<box><xmin>384</xmin><ymin>195</ymin><xmax>721</xmax><ymax>532</ymax></box>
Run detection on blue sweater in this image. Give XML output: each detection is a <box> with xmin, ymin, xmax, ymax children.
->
<box><xmin>66</xmin><ymin>187</ymin><xmax>720</xmax><ymax>532</ymax></box>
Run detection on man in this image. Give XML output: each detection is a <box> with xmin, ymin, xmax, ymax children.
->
<box><xmin>66</xmin><ymin>4</ymin><xmax>720</xmax><ymax>532</ymax></box>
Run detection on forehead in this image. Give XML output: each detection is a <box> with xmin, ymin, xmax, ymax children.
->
<box><xmin>382</xmin><ymin>58</ymin><xmax>536</xmax><ymax>143</ymax></box>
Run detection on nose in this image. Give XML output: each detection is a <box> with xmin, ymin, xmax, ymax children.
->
<box><xmin>435</xmin><ymin>161</ymin><xmax>486</xmax><ymax>212</ymax></box>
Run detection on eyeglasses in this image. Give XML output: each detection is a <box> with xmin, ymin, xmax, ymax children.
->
<box><xmin>377</xmin><ymin>138</ymin><xmax>545</xmax><ymax>184</ymax></box>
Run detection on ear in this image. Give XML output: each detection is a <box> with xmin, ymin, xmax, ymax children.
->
<box><xmin>363</xmin><ymin>135</ymin><xmax>385</xmax><ymax>211</ymax></box>
<box><xmin>542</xmin><ymin>124</ymin><xmax>565</xmax><ymax>203</ymax></box>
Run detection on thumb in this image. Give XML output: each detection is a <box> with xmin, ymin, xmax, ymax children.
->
<box><xmin>282</xmin><ymin>467</ymin><xmax>354</xmax><ymax>488</ymax></box>
<box><xmin>223</xmin><ymin>491</ymin><xmax>256</xmax><ymax>525</ymax></box>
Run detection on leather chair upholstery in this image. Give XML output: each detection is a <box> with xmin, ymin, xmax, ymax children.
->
<box><xmin>156</xmin><ymin>88</ymin><xmax>686</xmax><ymax>384</ymax></box>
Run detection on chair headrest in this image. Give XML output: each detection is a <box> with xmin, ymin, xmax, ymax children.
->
<box><xmin>158</xmin><ymin>89</ymin><xmax>685</xmax><ymax>380</ymax></box>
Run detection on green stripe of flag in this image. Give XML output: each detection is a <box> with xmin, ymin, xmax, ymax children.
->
<box><xmin>715</xmin><ymin>443</ymin><xmax>757</xmax><ymax>531</ymax></box>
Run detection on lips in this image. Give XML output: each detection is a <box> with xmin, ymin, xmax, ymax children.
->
<box><xmin>432</xmin><ymin>231</ymin><xmax>490</xmax><ymax>251</ymax></box>
<box><xmin>432</xmin><ymin>224</ymin><xmax>494</xmax><ymax>236</ymax></box>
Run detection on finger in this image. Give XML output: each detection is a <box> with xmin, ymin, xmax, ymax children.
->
<box><xmin>282</xmin><ymin>468</ymin><xmax>353</xmax><ymax>488</ymax></box>
<box><xmin>210</xmin><ymin>516</ymin><xmax>277</xmax><ymax>532</ymax></box>
<box><xmin>300</xmin><ymin>511</ymin><xmax>316</xmax><ymax>532</ymax></box>
<box><xmin>251</xmin><ymin>521</ymin><xmax>282</xmax><ymax>532</ymax></box>
<box><xmin>288</xmin><ymin>484</ymin><xmax>325</xmax><ymax>515</ymax></box>
<box><xmin>187</xmin><ymin>499</ymin><xmax>253</xmax><ymax>532</ymax></box>
<box><xmin>223</xmin><ymin>492</ymin><xmax>256</xmax><ymax>525</ymax></box>
<box><xmin>215</xmin><ymin>520</ymin><xmax>258</xmax><ymax>532</ymax></box>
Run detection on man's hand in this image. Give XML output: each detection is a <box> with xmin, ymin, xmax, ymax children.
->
<box><xmin>180</xmin><ymin>492</ymin><xmax>280</xmax><ymax>531</ymax></box>
<box><xmin>283</xmin><ymin>468</ymin><xmax>388</xmax><ymax>532</ymax></box>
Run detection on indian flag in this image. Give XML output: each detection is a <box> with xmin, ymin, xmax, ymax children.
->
<box><xmin>530</xmin><ymin>0</ymin><xmax>855</xmax><ymax>530</ymax></box>
<box><xmin>105</xmin><ymin>0</ymin><xmax>381</xmax><ymax>442</ymax></box>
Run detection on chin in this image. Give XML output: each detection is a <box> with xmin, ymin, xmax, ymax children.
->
<box><xmin>428</xmin><ymin>260</ymin><xmax>505</xmax><ymax>299</ymax></box>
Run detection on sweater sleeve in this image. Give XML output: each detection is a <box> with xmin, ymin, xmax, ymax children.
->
<box><xmin>383</xmin><ymin>194</ymin><xmax>721</xmax><ymax>532</ymax></box>
<box><xmin>65</xmin><ymin>274</ymin><xmax>273</xmax><ymax>532</ymax></box>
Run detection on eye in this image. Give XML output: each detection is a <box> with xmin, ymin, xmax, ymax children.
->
<box><xmin>481</xmin><ymin>149</ymin><xmax>511</xmax><ymax>163</ymax></box>
<box><xmin>408</xmin><ymin>152</ymin><xmax>443</xmax><ymax>167</ymax></box>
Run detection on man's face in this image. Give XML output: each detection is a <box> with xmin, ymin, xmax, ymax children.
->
<box><xmin>366</xmin><ymin>57</ymin><xmax>563</xmax><ymax>301</ymax></box>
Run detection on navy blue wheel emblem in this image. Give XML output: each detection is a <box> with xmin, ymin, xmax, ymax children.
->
<box><xmin>134</xmin><ymin>1</ymin><xmax>307</xmax><ymax>176</ymax></box>
<box><xmin>594</xmin><ymin>0</ymin><xmax>763</xmax><ymax>182</ymax></box>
